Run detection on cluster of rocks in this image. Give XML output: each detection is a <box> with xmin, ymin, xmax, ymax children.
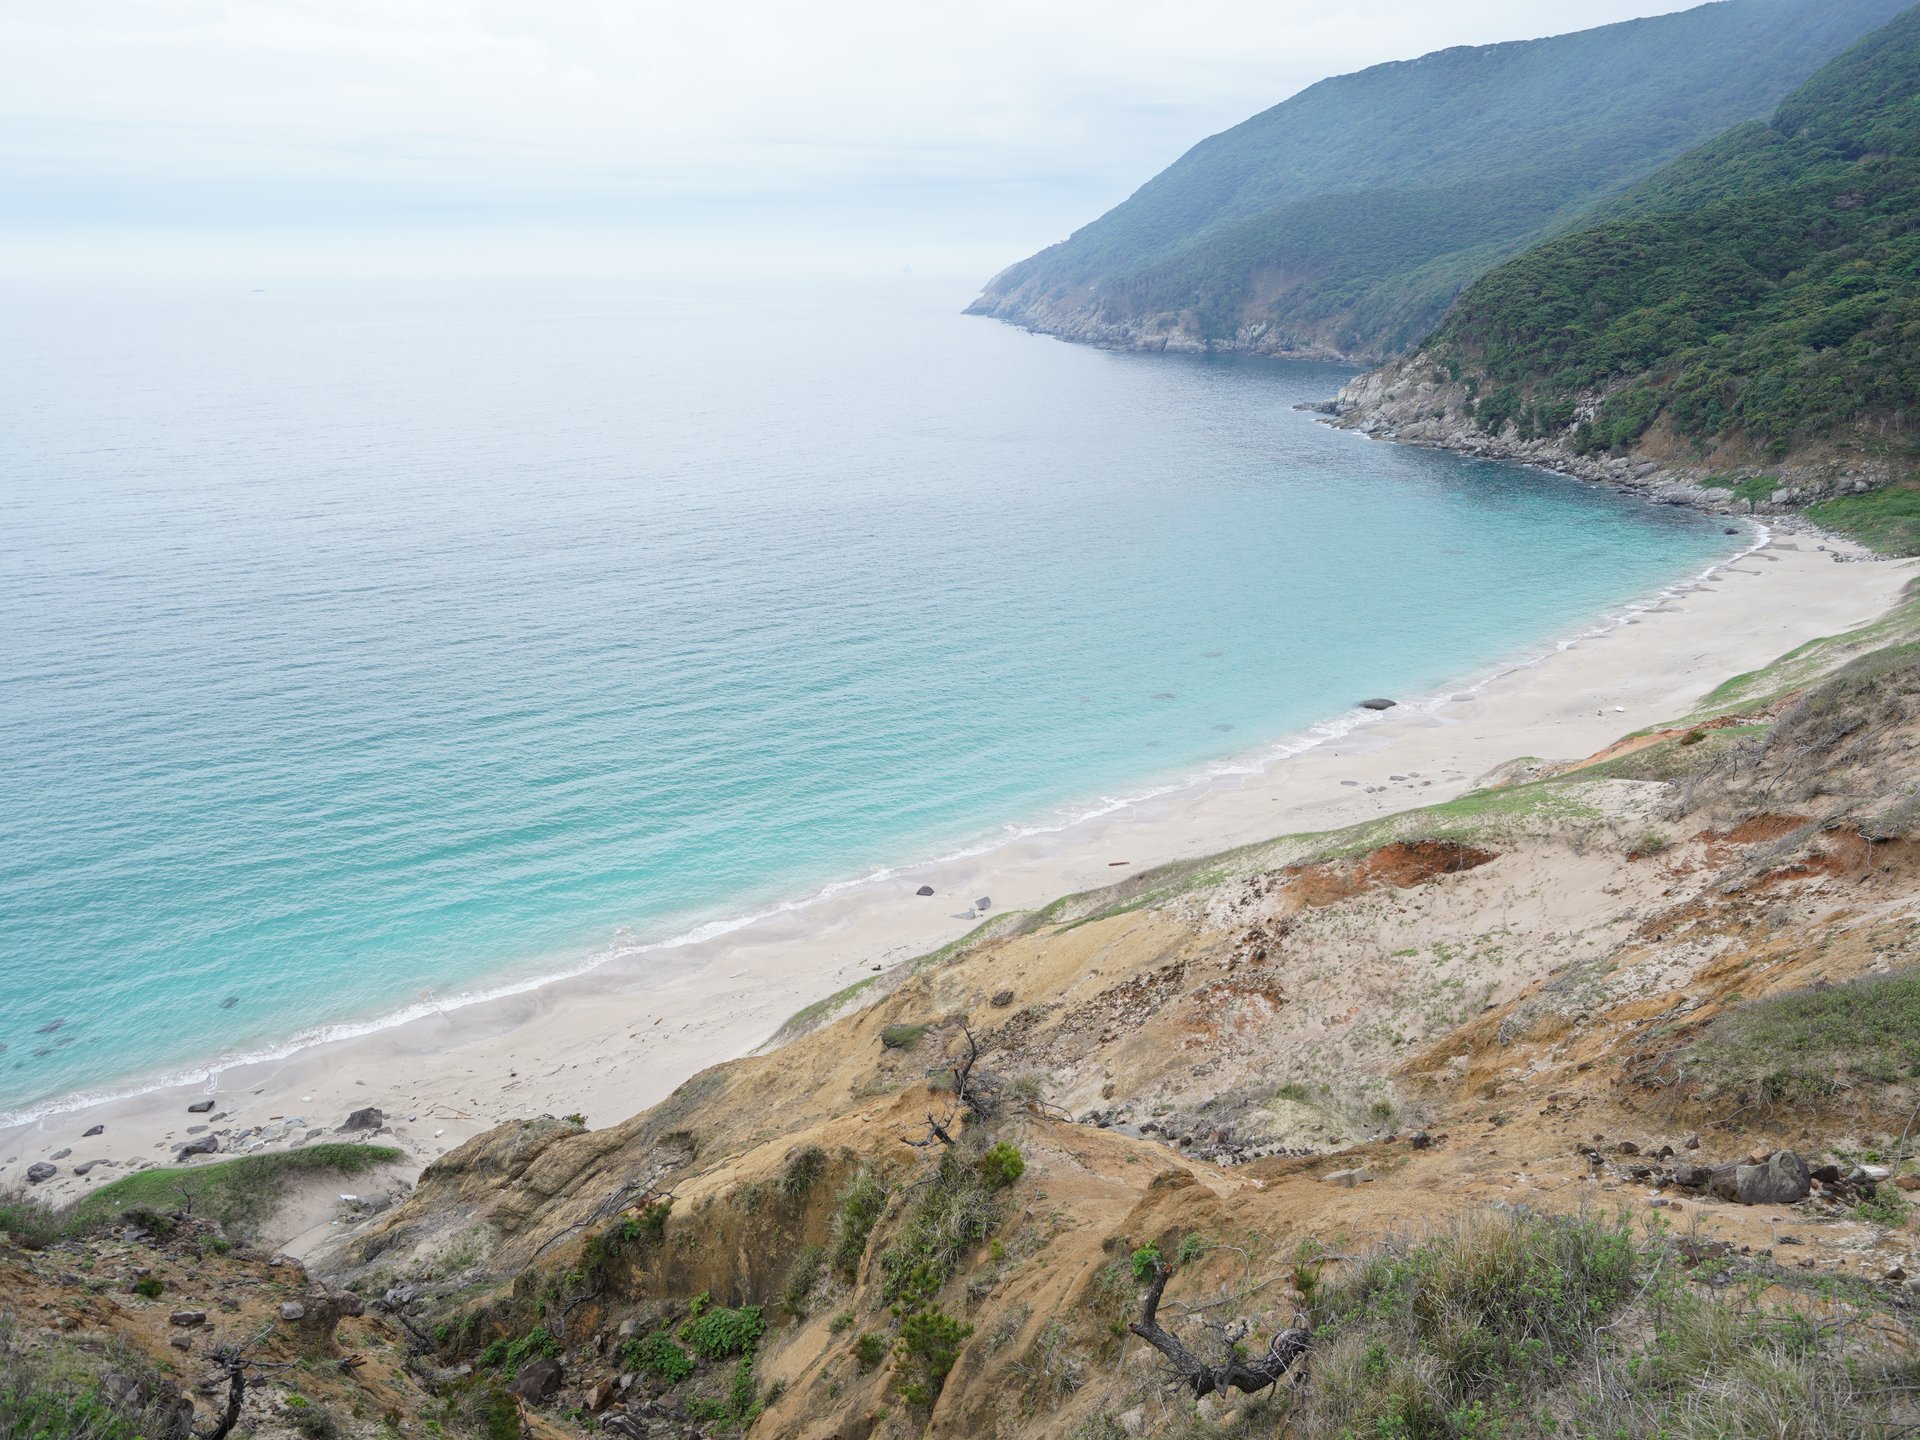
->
<box><xmin>1579</xmin><ymin>1138</ymin><xmax>1906</xmax><ymax>1213</ymax></box>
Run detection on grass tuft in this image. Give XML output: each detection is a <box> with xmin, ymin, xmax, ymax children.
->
<box><xmin>66</xmin><ymin>1143</ymin><xmax>403</xmax><ymax>1240</ymax></box>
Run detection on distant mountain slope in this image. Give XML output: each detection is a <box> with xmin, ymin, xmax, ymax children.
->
<box><xmin>967</xmin><ymin>0</ymin><xmax>1913</xmax><ymax>362</ymax></box>
<box><xmin>1337</xmin><ymin>4</ymin><xmax>1920</xmax><ymax>550</ymax></box>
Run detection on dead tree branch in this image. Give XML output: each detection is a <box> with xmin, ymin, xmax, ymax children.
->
<box><xmin>1127</xmin><ymin>1261</ymin><xmax>1309</xmax><ymax>1400</ymax></box>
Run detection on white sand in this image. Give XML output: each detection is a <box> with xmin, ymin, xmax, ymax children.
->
<box><xmin>4</xmin><ymin>532</ymin><xmax>1913</xmax><ymax>1206</ymax></box>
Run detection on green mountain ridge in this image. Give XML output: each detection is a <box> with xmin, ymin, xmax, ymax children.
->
<box><xmin>1352</xmin><ymin>3</ymin><xmax>1920</xmax><ymax>551</ymax></box>
<box><xmin>968</xmin><ymin>0</ymin><xmax>1912</xmax><ymax>362</ymax></box>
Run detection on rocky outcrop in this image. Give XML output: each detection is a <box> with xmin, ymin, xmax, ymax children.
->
<box><xmin>1324</xmin><ymin>354</ymin><xmax>1900</xmax><ymax>529</ymax></box>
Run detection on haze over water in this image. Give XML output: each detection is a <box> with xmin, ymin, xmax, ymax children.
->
<box><xmin>0</xmin><ymin>274</ymin><xmax>1733</xmax><ymax>1118</ymax></box>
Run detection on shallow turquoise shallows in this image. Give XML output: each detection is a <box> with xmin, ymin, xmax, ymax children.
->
<box><xmin>0</xmin><ymin>275</ymin><xmax>1734</xmax><ymax>1117</ymax></box>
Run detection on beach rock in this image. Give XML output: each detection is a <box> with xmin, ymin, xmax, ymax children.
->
<box><xmin>339</xmin><ymin>1107</ymin><xmax>385</xmax><ymax>1132</ymax></box>
<box><xmin>176</xmin><ymin>1135</ymin><xmax>219</xmax><ymax>1160</ymax></box>
<box><xmin>186</xmin><ymin>1099</ymin><xmax>215</xmax><ymax>1114</ymax></box>
<box><xmin>1358</xmin><ymin>698</ymin><xmax>1397</xmax><ymax>711</ymax></box>
<box><xmin>168</xmin><ymin>1310</ymin><xmax>206</xmax><ymax>1328</ymax></box>
<box><xmin>25</xmin><ymin>1162</ymin><xmax>56</xmax><ymax>1184</ymax></box>
<box><xmin>72</xmin><ymin>1160</ymin><xmax>109</xmax><ymax>1176</ymax></box>
<box><xmin>83</xmin><ymin>1125</ymin><xmax>104</xmax><ymax>1137</ymax></box>
<box><xmin>601</xmin><ymin>1418</ymin><xmax>645</xmax><ymax>1439</ymax></box>
<box><xmin>1711</xmin><ymin>1150</ymin><xmax>1810</xmax><ymax>1205</ymax></box>
<box><xmin>990</xmin><ymin>989</ymin><xmax>1015</xmax><ymax>1008</ymax></box>
<box><xmin>975</xmin><ymin>896</ymin><xmax>992</xmax><ymax>911</ymax></box>
<box><xmin>49</xmin><ymin>1148</ymin><xmax>70</xmax><ymax>1161</ymax></box>
<box><xmin>509</xmin><ymin>1357</ymin><xmax>564</xmax><ymax>1402</ymax></box>
<box><xmin>586</xmin><ymin>1379</ymin><xmax>616</xmax><ymax>1412</ymax></box>
<box><xmin>1409</xmin><ymin>1132</ymin><xmax>1432</xmax><ymax>1150</ymax></box>
<box><xmin>915</xmin><ymin>885</ymin><xmax>935</xmax><ymax>897</ymax></box>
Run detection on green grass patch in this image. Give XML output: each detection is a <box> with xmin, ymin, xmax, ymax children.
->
<box><xmin>66</xmin><ymin>1143</ymin><xmax>403</xmax><ymax>1240</ymax></box>
<box><xmin>1807</xmin><ymin>480</ymin><xmax>1920</xmax><ymax>557</ymax></box>
<box><xmin>1681</xmin><ymin>966</ymin><xmax>1920</xmax><ymax>1105</ymax></box>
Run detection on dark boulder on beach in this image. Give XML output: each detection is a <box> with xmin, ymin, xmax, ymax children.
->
<box><xmin>975</xmin><ymin>896</ymin><xmax>992</xmax><ymax>911</ymax></box>
<box><xmin>916</xmin><ymin>885</ymin><xmax>935</xmax><ymax>897</ymax></box>
<box><xmin>1359</xmin><ymin>698</ymin><xmax>1398</xmax><ymax>711</ymax></box>
<box><xmin>25</xmin><ymin>1162</ymin><xmax>56</xmax><ymax>1184</ymax></box>
<box><xmin>83</xmin><ymin>1124</ymin><xmax>104</xmax><ymax>1137</ymax></box>
<box><xmin>186</xmin><ymin>1099</ymin><xmax>214</xmax><ymax>1114</ymax></box>
<box><xmin>176</xmin><ymin>1135</ymin><xmax>219</xmax><ymax>1160</ymax></box>
<box><xmin>340</xmin><ymin>1107</ymin><xmax>385</xmax><ymax>1132</ymax></box>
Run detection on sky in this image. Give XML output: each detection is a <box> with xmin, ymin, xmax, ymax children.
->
<box><xmin>0</xmin><ymin>1</ymin><xmax>1713</xmax><ymax>279</ymax></box>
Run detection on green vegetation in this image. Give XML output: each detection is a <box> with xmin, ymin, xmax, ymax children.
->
<box><xmin>877</xmin><ymin>1149</ymin><xmax>1004</xmax><ymax>1310</ymax></box>
<box><xmin>1809</xmin><ymin>480</ymin><xmax>1920</xmax><ymax>556</ymax></box>
<box><xmin>781</xmin><ymin>1145</ymin><xmax>827</xmax><ymax>1199</ymax></box>
<box><xmin>1680</xmin><ymin>966</ymin><xmax>1920</xmax><ymax>1104</ymax></box>
<box><xmin>478</xmin><ymin>1326</ymin><xmax>559</xmax><ymax>1371</ymax></box>
<box><xmin>0</xmin><ymin>1195</ymin><xmax>63</xmax><ymax>1250</ymax></box>
<box><xmin>1431</xmin><ymin>7</ymin><xmax>1920</xmax><ymax>538</ymax></box>
<box><xmin>64</xmin><ymin>1144</ymin><xmax>402</xmax><ymax>1240</ymax></box>
<box><xmin>620</xmin><ymin>1329</ymin><xmax>695</xmax><ymax>1384</ymax></box>
<box><xmin>892</xmin><ymin>1306</ymin><xmax>974</xmax><ymax>1406</ymax></box>
<box><xmin>853</xmin><ymin>1332</ymin><xmax>888</xmax><ymax>1372</ymax></box>
<box><xmin>680</xmin><ymin>1302</ymin><xmax>765</xmax><ymax>1361</ymax></box>
<box><xmin>0</xmin><ymin>1320</ymin><xmax>192</xmax><ymax>1440</ymax></box>
<box><xmin>976</xmin><ymin>1142</ymin><xmax>1025</xmax><ymax>1190</ymax></box>
<box><xmin>130</xmin><ymin>1276</ymin><xmax>164</xmax><ymax>1300</ymax></box>
<box><xmin>1287</xmin><ymin>1207</ymin><xmax>1918</xmax><ymax>1437</ymax></box>
<box><xmin>878</xmin><ymin>1023</ymin><xmax>929</xmax><ymax>1052</ymax></box>
<box><xmin>971</xmin><ymin>0</ymin><xmax>1906</xmax><ymax>359</ymax></box>
<box><xmin>827</xmin><ymin>1167</ymin><xmax>890</xmax><ymax>1281</ymax></box>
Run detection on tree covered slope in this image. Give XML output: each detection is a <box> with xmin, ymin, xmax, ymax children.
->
<box><xmin>1430</xmin><ymin>3</ymin><xmax>1920</xmax><ymax>470</ymax></box>
<box><xmin>967</xmin><ymin>0</ymin><xmax>1912</xmax><ymax>361</ymax></box>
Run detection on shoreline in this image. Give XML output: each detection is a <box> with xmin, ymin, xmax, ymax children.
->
<box><xmin>0</xmin><ymin>513</ymin><xmax>1758</xmax><ymax>1133</ymax></box>
<box><xmin>4</xmin><ymin>531</ymin><xmax>1912</xmax><ymax>1213</ymax></box>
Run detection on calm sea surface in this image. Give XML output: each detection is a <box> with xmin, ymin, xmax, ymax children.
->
<box><xmin>0</xmin><ymin>275</ymin><xmax>1733</xmax><ymax>1116</ymax></box>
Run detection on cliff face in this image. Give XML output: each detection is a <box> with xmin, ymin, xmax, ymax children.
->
<box><xmin>273</xmin><ymin>593</ymin><xmax>1920</xmax><ymax>1440</ymax></box>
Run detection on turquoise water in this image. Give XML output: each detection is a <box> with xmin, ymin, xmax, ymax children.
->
<box><xmin>0</xmin><ymin>276</ymin><xmax>1733</xmax><ymax>1118</ymax></box>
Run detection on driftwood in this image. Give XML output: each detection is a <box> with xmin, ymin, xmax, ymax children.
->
<box><xmin>902</xmin><ymin>1025</ymin><xmax>1000</xmax><ymax>1149</ymax></box>
<box><xmin>1127</xmin><ymin>1261</ymin><xmax>1310</xmax><ymax>1399</ymax></box>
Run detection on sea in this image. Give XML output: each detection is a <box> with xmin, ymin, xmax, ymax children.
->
<box><xmin>0</xmin><ymin>273</ymin><xmax>1737</xmax><ymax>1120</ymax></box>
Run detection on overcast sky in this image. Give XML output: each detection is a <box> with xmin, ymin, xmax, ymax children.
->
<box><xmin>1</xmin><ymin>1</ymin><xmax>1711</xmax><ymax>276</ymax></box>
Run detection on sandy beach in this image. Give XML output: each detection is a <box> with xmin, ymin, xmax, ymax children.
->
<box><xmin>4</xmin><ymin>528</ymin><xmax>1913</xmax><ymax>1217</ymax></box>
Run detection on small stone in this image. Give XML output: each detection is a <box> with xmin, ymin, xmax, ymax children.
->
<box><xmin>48</xmin><ymin>1148</ymin><xmax>71</xmax><ymax>1161</ymax></box>
<box><xmin>186</xmin><ymin>1099</ymin><xmax>214</xmax><ymax>1114</ymax></box>
<box><xmin>339</xmin><ymin>1107</ymin><xmax>384</xmax><ymax>1132</ymax></box>
<box><xmin>1409</xmin><ymin>1132</ymin><xmax>1432</xmax><ymax>1150</ymax></box>
<box><xmin>915</xmin><ymin>885</ymin><xmax>935</xmax><ymax>897</ymax></box>
<box><xmin>617</xmin><ymin>1318</ymin><xmax>639</xmax><ymax>1339</ymax></box>
<box><xmin>990</xmin><ymin>989</ymin><xmax>1015</xmax><ymax>1008</ymax></box>
<box><xmin>25</xmin><ymin>1163</ymin><xmax>56</xmax><ymax>1184</ymax></box>
<box><xmin>1321</xmin><ymin>1167</ymin><xmax>1372</xmax><ymax>1188</ymax></box>
<box><xmin>586</xmin><ymin>1379</ymin><xmax>616</xmax><ymax>1412</ymax></box>
<box><xmin>1684</xmin><ymin>1135</ymin><xmax>1700</xmax><ymax>1150</ymax></box>
<box><xmin>279</xmin><ymin>1302</ymin><xmax>306</xmax><ymax>1321</ymax></box>
<box><xmin>83</xmin><ymin>1125</ymin><xmax>104</xmax><ymax>1138</ymax></box>
<box><xmin>168</xmin><ymin>1311</ymin><xmax>206</xmax><ymax>1328</ymax></box>
<box><xmin>974</xmin><ymin>896</ymin><xmax>991</xmax><ymax>911</ymax></box>
<box><xmin>1358</xmin><ymin>698</ymin><xmax>1397</xmax><ymax>711</ymax></box>
<box><xmin>169</xmin><ymin>1335</ymin><xmax>192</xmax><ymax>1351</ymax></box>
<box><xmin>1895</xmin><ymin>1175</ymin><xmax>1920</xmax><ymax>1192</ymax></box>
<box><xmin>175</xmin><ymin>1135</ymin><xmax>219</xmax><ymax>1161</ymax></box>
<box><xmin>1615</xmin><ymin>1141</ymin><xmax>1640</xmax><ymax>1156</ymax></box>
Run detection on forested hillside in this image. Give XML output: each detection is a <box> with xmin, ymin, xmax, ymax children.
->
<box><xmin>1435</xmin><ymin>6</ymin><xmax>1920</xmax><ymax>451</ymax></box>
<box><xmin>1402</xmin><ymin>5</ymin><xmax>1920</xmax><ymax>547</ymax></box>
<box><xmin>967</xmin><ymin>0</ymin><xmax>1910</xmax><ymax>361</ymax></box>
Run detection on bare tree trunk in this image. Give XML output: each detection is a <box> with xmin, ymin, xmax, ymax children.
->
<box><xmin>1127</xmin><ymin>1262</ymin><xmax>1310</xmax><ymax>1399</ymax></box>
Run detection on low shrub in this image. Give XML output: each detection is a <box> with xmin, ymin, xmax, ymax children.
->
<box><xmin>620</xmin><ymin>1329</ymin><xmax>694</xmax><ymax>1385</ymax></box>
<box><xmin>893</xmin><ymin>1306</ymin><xmax>973</xmax><ymax>1406</ymax></box>
<box><xmin>828</xmin><ymin>1168</ymin><xmax>890</xmax><ymax>1281</ymax></box>
<box><xmin>878</xmin><ymin>1150</ymin><xmax>1003</xmax><ymax>1308</ymax></box>
<box><xmin>681</xmin><ymin>1303</ymin><xmax>764</xmax><ymax>1361</ymax></box>
<box><xmin>977</xmin><ymin>1142</ymin><xmax>1025</xmax><ymax>1190</ymax></box>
